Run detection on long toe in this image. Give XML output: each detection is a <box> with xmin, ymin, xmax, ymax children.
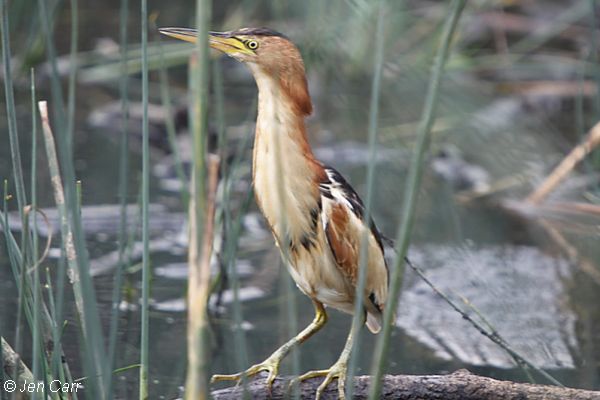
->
<box><xmin>293</xmin><ymin>364</ymin><xmax>347</xmax><ymax>400</ymax></box>
<box><xmin>211</xmin><ymin>357</ymin><xmax>281</xmax><ymax>391</ymax></box>
<box><xmin>315</xmin><ymin>370</ymin><xmax>346</xmax><ymax>400</ymax></box>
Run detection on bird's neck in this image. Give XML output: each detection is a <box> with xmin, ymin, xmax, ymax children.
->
<box><xmin>251</xmin><ymin>72</ymin><xmax>323</xmax><ymax>244</ymax></box>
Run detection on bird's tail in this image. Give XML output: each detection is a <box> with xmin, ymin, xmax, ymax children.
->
<box><xmin>366</xmin><ymin>310</ymin><xmax>382</xmax><ymax>334</ymax></box>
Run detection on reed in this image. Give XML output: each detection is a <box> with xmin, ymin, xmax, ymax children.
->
<box><xmin>346</xmin><ymin>2</ymin><xmax>386</xmax><ymax>398</ymax></box>
<box><xmin>368</xmin><ymin>1</ymin><xmax>466</xmax><ymax>398</ymax></box>
<box><xmin>108</xmin><ymin>0</ymin><xmax>131</xmax><ymax>396</ymax></box>
<box><xmin>184</xmin><ymin>0</ymin><xmax>212</xmax><ymax>398</ymax></box>
<box><xmin>139</xmin><ymin>0</ymin><xmax>150</xmax><ymax>398</ymax></box>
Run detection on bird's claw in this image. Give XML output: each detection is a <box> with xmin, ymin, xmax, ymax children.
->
<box><xmin>211</xmin><ymin>354</ymin><xmax>281</xmax><ymax>390</ymax></box>
<box><xmin>290</xmin><ymin>360</ymin><xmax>348</xmax><ymax>400</ymax></box>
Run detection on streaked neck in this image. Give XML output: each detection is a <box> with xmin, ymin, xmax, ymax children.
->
<box><xmin>250</xmin><ymin>69</ymin><xmax>322</xmax><ymax>243</ymax></box>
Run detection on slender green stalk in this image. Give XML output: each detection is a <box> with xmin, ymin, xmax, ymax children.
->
<box><xmin>406</xmin><ymin>258</ymin><xmax>563</xmax><ymax>386</ymax></box>
<box><xmin>37</xmin><ymin>0</ymin><xmax>67</xmax><ymax>139</ymax></box>
<box><xmin>49</xmin><ymin>245</ymin><xmax>69</xmax><ymax>393</ymax></box>
<box><xmin>109</xmin><ymin>1</ymin><xmax>130</xmax><ymax>396</ymax></box>
<box><xmin>457</xmin><ymin>294</ymin><xmax>535</xmax><ymax>383</ymax></box>
<box><xmin>0</xmin><ymin>215</ymin><xmax>3</xmax><ymax>394</ymax></box>
<box><xmin>14</xmin><ymin>217</ymin><xmax>27</xmax><ymax>400</ymax></box>
<box><xmin>212</xmin><ymin>61</ymin><xmax>226</xmax><ymax>175</ymax></box>
<box><xmin>226</xmin><ymin>189</ymin><xmax>254</xmax><ymax>378</ymax></box>
<box><xmin>66</xmin><ymin>0</ymin><xmax>78</xmax><ymax>148</ymax></box>
<box><xmin>368</xmin><ymin>1</ymin><xmax>466</xmax><ymax>398</ymax></box>
<box><xmin>139</xmin><ymin>0</ymin><xmax>151</xmax><ymax>398</ymax></box>
<box><xmin>216</xmin><ymin>101</ymin><xmax>256</xmax><ymax>392</ymax></box>
<box><xmin>346</xmin><ymin>2</ymin><xmax>386</xmax><ymax>398</ymax></box>
<box><xmin>2</xmin><ymin>2</ymin><xmax>29</xmax><ymax>392</ymax></box>
<box><xmin>156</xmin><ymin>25</ymin><xmax>189</xmax><ymax>205</ymax></box>
<box><xmin>30</xmin><ymin>68</ymin><xmax>43</xmax><ymax>394</ymax></box>
<box><xmin>1</xmin><ymin>0</ymin><xmax>27</xmax><ymax>212</ymax></box>
<box><xmin>185</xmin><ymin>0</ymin><xmax>211</xmax><ymax>396</ymax></box>
<box><xmin>0</xmin><ymin>335</ymin><xmax>4</xmax><ymax>397</ymax></box>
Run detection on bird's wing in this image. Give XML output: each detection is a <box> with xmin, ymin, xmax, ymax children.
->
<box><xmin>319</xmin><ymin>166</ymin><xmax>389</xmax><ymax>332</ymax></box>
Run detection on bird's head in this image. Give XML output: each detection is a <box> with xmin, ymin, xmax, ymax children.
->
<box><xmin>159</xmin><ymin>26</ymin><xmax>312</xmax><ymax>115</ymax></box>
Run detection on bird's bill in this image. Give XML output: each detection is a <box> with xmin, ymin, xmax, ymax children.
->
<box><xmin>158</xmin><ymin>28</ymin><xmax>253</xmax><ymax>55</ymax></box>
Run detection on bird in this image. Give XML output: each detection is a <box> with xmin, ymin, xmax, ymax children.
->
<box><xmin>159</xmin><ymin>26</ymin><xmax>389</xmax><ymax>400</ymax></box>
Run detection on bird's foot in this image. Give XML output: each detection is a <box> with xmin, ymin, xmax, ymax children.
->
<box><xmin>211</xmin><ymin>350</ymin><xmax>284</xmax><ymax>391</ymax></box>
<box><xmin>291</xmin><ymin>359</ymin><xmax>348</xmax><ymax>400</ymax></box>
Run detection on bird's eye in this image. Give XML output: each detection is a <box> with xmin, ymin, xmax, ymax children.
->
<box><xmin>246</xmin><ymin>40</ymin><xmax>259</xmax><ymax>50</ymax></box>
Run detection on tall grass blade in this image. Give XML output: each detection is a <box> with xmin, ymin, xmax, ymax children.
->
<box><xmin>185</xmin><ymin>0</ymin><xmax>212</xmax><ymax>396</ymax></box>
<box><xmin>66</xmin><ymin>0</ymin><xmax>78</xmax><ymax>147</ymax></box>
<box><xmin>37</xmin><ymin>0</ymin><xmax>67</xmax><ymax>140</ymax></box>
<box><xmin>2</xmin><ymin>3</ymin><xmax>30</xmax><ymax>393</ymax></box>
<box><xmin>156</xmin><ymin>27</ymin><xmax>189</xmax><ymax>205</ymax></box>
<box><xmin>368</xmin><ymin>1</ymin><xmax>466</xmax><ymax>398</ymax></box>
<box><xmin>346</xmin><ymin>2</ymin><xmax>386</xmax><ymax>398</ymax></box>
<box><xmin>109</xmin><ymin>0</ymin><xmax>130</xmax><ymax>397</ymax></box>
<box><xmin>1</xmin><ymin>0</ymin><xmax>27</xmax><ymax>211</ymax></box>
<box><xmin>139</xmin><ymin>0</ymin><xmax>151</xmax><ymax>398</ymax></box>
<box><xmin>29</xmin><ymin>68</ymin><xmax>43</xmax><ymax>394</ymax></box>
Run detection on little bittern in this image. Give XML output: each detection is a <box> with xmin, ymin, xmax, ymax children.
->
<box><xmin>160</xmin><ymin>26</ymin><xmax>389</xmax><ymax>399</ymax></box>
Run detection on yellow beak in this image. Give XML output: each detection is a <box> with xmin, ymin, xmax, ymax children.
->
<box><xmin>158</xmin><ymin>28</ymin><xmax>253</xmax><ymax>56</ymax></box>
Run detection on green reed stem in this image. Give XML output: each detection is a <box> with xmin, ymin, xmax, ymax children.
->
<box><xmin>109</xmin><ymin>0</ymin><xmax>130</xmax><ymax>396</ymax></box>
<box><xmin>2</xmin><ymin>3</ymin><xmax>29</xmax><ymax>393</ymax></box>
<box><xmin>39</xmin><ymin>1</ymin><xmax>107</xmax><ymax>394</ymax></box>
<box><xmin>346</xmin><ymin>2</ymin><xmax>386</xmax><ymax>397</ymax></box>
<box><xmin>37</xmin><ymin>0</ymin><xmax>67</xmax><ymax>141</ymax></box>
<box><xmin>406</xmin><ymin>258</ymin><xmax>563</xmax><ymax>386</ymax></box>
<box><xmin>30</xmin><ymin>68</ymin><xmax>43</xmax><ymax>393</ymax></box>
<box><xmin>185</xmin><ymin>0</ymin><xmax>211</xmax><ymax>397</ymax></box>
<box><xmin>217</xmin><ymin>101</ymin><xmax>256</xmax><ymax>390</ymax></box>
<box><xmin>139</xmin><ymin>0</ymin><xmax>150</xmax><ymax>398</ymax></box>
<box><xmin>368</xmin><ymin>1</ymin><xmax>466</xmax><ymax>398</ymax></box>
<box><xmin>66</xmin><ymin>0</ymin><xmax>78</xmax><ymax>147</ymax></box>
<box><xmin>1</xmin><ymin>0</ymin><xmax>26</xmax><ymax>212</ymax></box>
<box><xmin>155</xmin><ymin>25</ymin><xmax>189</xmax><ymax>206</ymax></box>
<box><xmin>226</xmin><ymin>188</ymin><xmax>255</xmax><ymax>378</ymax></box>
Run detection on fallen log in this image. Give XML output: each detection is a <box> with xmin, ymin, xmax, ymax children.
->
<box><xmin>210</xmin><ymin>369</ymin><xmax>600</xmax><ymax>400</ymax></box>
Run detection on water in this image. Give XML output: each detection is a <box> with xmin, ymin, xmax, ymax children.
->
<box><xmin>1</xmin><ymin>1</ymin><xmax>600</xmax><ymax>398</ymax></box>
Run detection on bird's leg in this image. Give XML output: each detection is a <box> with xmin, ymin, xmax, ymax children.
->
<box><xmin>211</xmin><ymin>300</ymin><xmax>328</xmax><ymax>390</ymax></box>
<box><xmin>291</xmin><ymin>316</ymin><xmax>360</xmax><ymax>400</ymax></box>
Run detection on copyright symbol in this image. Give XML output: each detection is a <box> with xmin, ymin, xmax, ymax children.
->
<box><xmin>3</xmin><ymin>380</ymin><xmax>16</xmax><ymax>392</ymax></box>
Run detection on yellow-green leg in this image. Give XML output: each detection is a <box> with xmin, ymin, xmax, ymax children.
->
<box><xmin>211</xmin><ymin>300</ymin><xmax>328</xmax><ymax>389</ymax></box>
<box><xmin>292</xmin><ymin>317</ymin><xmax>360</xmax><ymax>400</ymax></box>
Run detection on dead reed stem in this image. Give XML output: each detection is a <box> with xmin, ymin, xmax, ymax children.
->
<box><xmin>527</xmin><ymin>121</ymin><xmax>600</xmax><ymax>204</ymax></box>
<box><xmin>186</xmin><ymin>155</ymin><xmax>220</xmax><ymax>400</ymax></box>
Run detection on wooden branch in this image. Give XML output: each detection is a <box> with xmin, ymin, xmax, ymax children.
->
<box><xmin>210</xmin><ymin>370</ymin><xmax>600</xmax><ymax>400</ymax></box>
<box><xmin>2</xmin><ymin>337</ymin><xmax>34</xmax><ymax>384</ymax></box>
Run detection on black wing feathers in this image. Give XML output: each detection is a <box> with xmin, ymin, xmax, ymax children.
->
<box><xmin>319</xmin><ymin>166</ymin><xmax>385</xmax><ymax>253</ymax></box>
